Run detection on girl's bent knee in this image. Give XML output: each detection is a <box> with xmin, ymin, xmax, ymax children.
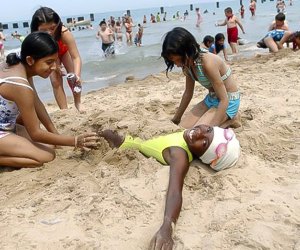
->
<box><xmin>38</xmin><ymin>150</ymin><xmax>56</xmax><ymax>164</ymax></box>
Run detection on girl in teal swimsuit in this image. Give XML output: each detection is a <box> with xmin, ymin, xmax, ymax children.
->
<box><xmin>100</xmin><ymin>125</ymin><xmax>240</xmax><ymax>249</ymax></box>
<box><xmin>161</xmin><ymin>27</ymin><xmax>241</xmax><ymax>129</ymax></box>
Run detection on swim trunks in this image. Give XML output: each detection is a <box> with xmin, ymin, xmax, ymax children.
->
<box><xmin>265</xmin><ymin>29</ymin><xmax>285</xmax><ymax>42</ymax></box>
<box><xmin>227</xmin><ymin>26</ymin><xmax>238</xmax><ymax>43</ymax></box>
<box><xmin>102</xmin><ymin>42</ymin><xmax>115</xmax><ymax>56</ymax></box>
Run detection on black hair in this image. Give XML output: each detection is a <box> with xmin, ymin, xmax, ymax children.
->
<box><xmin>6</xmin><ymin>31</ymin><xmax>58</xmax><ymax>66</ymax></box>
<box><xmin>275</xmin><ymin>12</ymin><xmax>285</xmax><ymax>21</ymax></box>
<box><xmin>215</xmin><ymin>33</ymin><xmax>225</xmax><ymax>54</ymax></box>
<box><xmin>294</xmin><ymin>31</ymin><xmax>300</xmax><ymax>38</ymax></box>
<box><xmin>225</xmin><ymin>7</ymin><xmax>233</xmax><ymax>13</ymax></box>
<box><xmin>99</xmin><ymin>20</ymin><xmax>106</xmax><ymax>26</ymax></box>
<box><xmin>30</xmin><ymin>7</ymin><xmax>62</xmax><ymax>41</ymax></box>
<box><xmin>161</xmin><ymin>27</ymin><xmax>200</xmax><ymax>73</ymax></box>
<box><xmin>203</xmin><ymin>35</ymin><xmax>214</xmax><ymax>47</ymax></box>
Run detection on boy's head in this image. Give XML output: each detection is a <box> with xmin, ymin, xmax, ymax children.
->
<box><xmin>203</xmin><ymin>35</ymin><xmax>214</xmax><ymax>47</ymax></box>
<box><xmin>99</xmin><ymin>20</ymin><xmax>106</xmax><ymax>30</ymax></box>
<box><xmin>225</xmin><ymin>7</ymin><xmax>233</xmax><ymax>16</ymax></box>
<box><xmin>275</xmin><ymin>12</ymin><xmax>285</xmax><ymax>21</ymax></box>
<box><xmin>275</xmin><ymin>13</ymin><xmax>285</xmax><ymax>27</ymax></box>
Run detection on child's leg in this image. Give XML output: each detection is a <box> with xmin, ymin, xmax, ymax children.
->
<box><xmin>230</xmin><ymin>42</ymin><xmax>238</xmax><ymax>53</ymax></box>
<box><xmin>100</xmin><ymin>130</ymin><xmax>124</xmax><ymax>148</ymax></box>
<box><xmin>264</xmin><ymin>37</ymin><xmax>279</xmax><ymax>52</ymax></box>
<box><xmin>0</xmin><ymin>133</ymin><xmax>55</xmax><ymax>168</ymax></box>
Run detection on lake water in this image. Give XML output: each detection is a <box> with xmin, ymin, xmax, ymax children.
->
<box><xmin>2</xmin><ymin>0</ymin><xmax>299</xmax><ymax>101</ymax></box>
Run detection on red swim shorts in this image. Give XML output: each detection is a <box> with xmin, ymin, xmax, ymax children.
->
<box><xmin>227</xmin><ymin>26</ymin><xmax>238</xmax><ymax>43</ymax></box>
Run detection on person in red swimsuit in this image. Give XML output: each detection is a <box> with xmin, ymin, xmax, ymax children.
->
<box><xmin>30</xmin><ymin>7</ymin><xmax>82</xmax><ymax>112</ymax></box>
<box><xmin>216</xmin><ymin>7</ymin><xmax>245</xmax><ymax>54</ymax></box>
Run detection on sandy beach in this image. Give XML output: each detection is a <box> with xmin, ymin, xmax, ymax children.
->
<box><xmin>0</xmin><ymin>49</ymin><xmax>299</xmax><ymax>249</ymax></box>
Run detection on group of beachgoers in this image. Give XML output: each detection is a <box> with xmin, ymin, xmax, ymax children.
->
<box><xmin>95</xmin><ymin>9</ymin><xmax>197</xmax><ymax>56</ymax></box>
<box><xmin>0</xmin><ymin>1</ymin><xmax>298</xmax><ymax>248</ymax></box>
<box><xmin>96</xmin><ymin>14</ymin><xmax>145</xmax><ymax>55</ymax></box>
<box><xmin>256</xmin><ymin>11</ymin><xmax>300</xmax><ymax>52</ymax></box>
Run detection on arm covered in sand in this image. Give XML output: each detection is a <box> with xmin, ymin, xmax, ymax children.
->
<box><xmin>149</xmin><ymin>148</ymin><xmax>190</xmax><ymax>250</ymax></box>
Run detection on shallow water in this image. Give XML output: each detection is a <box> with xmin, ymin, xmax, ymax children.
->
<box><xmin>2</xmin><ymin>0</ymin><xmax>300</xmax><ymax>101</ymax></box>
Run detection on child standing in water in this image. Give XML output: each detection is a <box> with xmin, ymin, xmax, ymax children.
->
<box><xmin>30</xmin><ymin>7</ymin><xmax>83</xmax><ymax>112</ymax></box>
<box><xmin>216</xmin><ymin>7</ymin><xmax>245</xmax><ymax>54</ymax></box>
<box><xmin>240</xmin><ymin>5</ymin><xmax>245</xmax><ymax>19</ymax></box>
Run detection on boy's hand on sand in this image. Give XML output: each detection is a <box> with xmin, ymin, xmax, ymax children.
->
<box><xmin>76</xmin><ymin>132</ymin><xmax>99</xmax><ymax>150</ymax></box>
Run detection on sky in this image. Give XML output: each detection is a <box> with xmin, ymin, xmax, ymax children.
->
<box><xmin>0</xmin><ymin>0</ymin><xmax>219</xmax><ymax>22</ymax></box>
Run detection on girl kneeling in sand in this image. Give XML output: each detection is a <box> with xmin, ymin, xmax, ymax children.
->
<box><xmin>100</xmin><ymin>124</ymin><xmax>240</xmax><ymax>249</ymax></box>
<box><xmin>162</xmin><ymin>27</ymin><xmax>241</xmax><ymax>129</ymax></box>
<box><xmin>0</xmin><ymin>32</ymin><xmax>97</xmax><ymax>168</ymax></box>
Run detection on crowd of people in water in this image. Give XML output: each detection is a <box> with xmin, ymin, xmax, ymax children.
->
<box><xmin>0</xmin><ymin>1</ymin><xmax>299</xmax><ymax>248</ymax></box>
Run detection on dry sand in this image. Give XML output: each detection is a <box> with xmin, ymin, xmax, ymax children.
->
<box><xmin>0</xmin><ymin>49</ymin><xmax>299</xmax><ymax>249</ymax></box>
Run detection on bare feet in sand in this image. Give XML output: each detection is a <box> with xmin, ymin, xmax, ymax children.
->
<box><xmin>99</xmin><ymin>130</ymin><xmax>124</xmax><ymax>148</ymax></box>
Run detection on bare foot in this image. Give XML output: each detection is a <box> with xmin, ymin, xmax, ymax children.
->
<box><xmin>99</xmin><ymin>130</ymin><xmax>124</xmax><ymax>148</ymax></box>
<box><xmin>221</xmin><ymin>112</ymin><xmax>242</xmax><ymax>129</ymax></box>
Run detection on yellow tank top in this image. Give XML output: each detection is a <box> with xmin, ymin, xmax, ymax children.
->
<box><xmin>120</xmin><ymin>131</ymin><xmax>193</xmax><ymax>165</ymax></box>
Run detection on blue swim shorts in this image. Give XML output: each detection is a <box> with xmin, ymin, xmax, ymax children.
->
<box><xmin>265</xmin><ymin>29</ymin><xmax>285</xmax><ymax>42</ymax></box>
<box><xmin>204</xmin><ymin>91</ymin><xmax>240</xmax><ymax>119</ymax></box>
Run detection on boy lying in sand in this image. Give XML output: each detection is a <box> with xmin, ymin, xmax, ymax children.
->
<box><xmin>100</xmin><ymin>125</ymin><xmax>240</xmax><ymax>249</ymax></box>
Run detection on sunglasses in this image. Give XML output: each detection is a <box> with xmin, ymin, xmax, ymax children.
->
<box><xmin>211</xmin><ymin>128</ymin><xmax>235</xmax><ymax>168</ymax></box>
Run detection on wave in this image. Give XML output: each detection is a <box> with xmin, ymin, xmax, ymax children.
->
<box><xmin>83</xmin><ymin>75</ymin><xmax>118</xmax><ymax>83</ymax></box>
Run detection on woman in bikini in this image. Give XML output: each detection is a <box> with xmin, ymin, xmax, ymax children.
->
<box><xmin>31</xmin><ymin>7</ymin><xmax>83</xmax><ymax>111</ymax></box>
<box><xmin>0</xmin><ymin>32</ymin><xmax>97</xmax><ymax>168</ymax></box>
<box><xmin>115</xmin><ymin>21</ymin><xmax>123</xmax><ymax>42</ymax></box>
<box><xmin>161</xmin><ymin>27</ymin><xmax>241</xmax><ymax>128</ymax></box>
<box><xmin>124</xmin><ymin>17</ymin><xmax>134</xmax><ymax>44</ymax></box>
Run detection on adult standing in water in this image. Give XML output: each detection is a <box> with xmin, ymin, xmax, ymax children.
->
<box><xmin>195</xmin><ymin>8</ymin><xmax>202</xmax><ymax>27</ymax></box>
<box><xmin>30</xmin><ymin>7</ymin><xmax>83</xmax><ymax>112</ymax></box>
